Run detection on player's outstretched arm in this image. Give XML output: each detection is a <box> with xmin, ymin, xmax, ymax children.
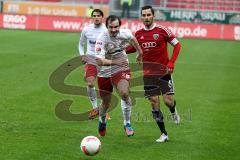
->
<box><xmin>167</xmin><ymin>41</ymin><xmax>181</xmax><ymax>74</ymax></box>
<box><xmin>96</xmin><ymin>58</ymin><xmax>112</xmax><ymax>66</ymax></box>
<box><xmin>96</xmin><ymin>58</ymin><xmax>128</xmax><ymax>66</ymax></box>
<box><xmin>78</xmin><ymin>28</ymin><xmax>86</xmax><ymax>56</ymax></box>
<box><xmin>78</xmin><ymin>29</ymin><xmax>87</xmax><ymax>63</ymax></box>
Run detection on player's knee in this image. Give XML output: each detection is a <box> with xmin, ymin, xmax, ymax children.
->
<box><xmin>86</xmin><ymin>77</ymin><xmax>95</xmax><ymax>87</ymax></box>
<box><xmin>149</xmin><ymin>97</ymin><xmax>159</xmax><ymax>106</ymax></box>
<box><xmin>101</xmin><ymin>101</ymin><xmax>110</xmax><ymax>108</ymax></box>
<box><xmin>119</xmin><ymin>90</ymin><xmax>128</xmax><ymax>100</ymax></box>
<box><xmin>121</xmin><ymin>94</ymin><xmax>129</xmax><ymax>102</ymax></box>
<box><xmin>163</xmin><ymin>96</ymin><xmax>174</xmax><ymax>107</ymax></box>
<box><xmin>87</xmin><ymin>81</ymin><xmax>95</xmax><ymax>88</ymax></box>
<box><xmin>164</xmin><ymin>100</ymin><xmax>173</xmax><ymax>108</ymax></box>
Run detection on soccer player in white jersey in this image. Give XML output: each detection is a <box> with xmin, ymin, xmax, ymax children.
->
<box><xmin>78</xmin><ymin>9</ymin><xmax>111</xmax><ymax>120</ymax></box>
<box><xmin>95</xmin><ymin>15</ymin><xmax>143</xmax><ymax>137</ymax></box>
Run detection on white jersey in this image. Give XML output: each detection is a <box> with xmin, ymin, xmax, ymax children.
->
<box><xmin>78</xmin><ymin>23</ymin><xmax>107</xmax><ymax>56</ymax></box>
<box><xmin>95</xmin><ymin>29</ymin><xmax>134</xmax><ymax>77</ymax></box>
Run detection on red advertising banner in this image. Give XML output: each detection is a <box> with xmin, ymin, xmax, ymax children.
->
<box><xmin>122</xmin><ymin>20</ymin><xmax>222</xmax><ymax>40</ymax></box>
<box><xmin>38</xmin><ymin>16</ymin><xmax>92</xmax><ymax>32</ymax></box>
<box><xmin>0</xmin><ymin>14</ymin><xmax>3</xmax><ymax>28</ymax></box>
<box><xmin>122</xmin><ymin>19</ymin><xmax>240</xmax><ymax>41</ymax></box>
<box><xmin>1</xmin><ymin>14</ymin><xmax>36</xmax><ymax>30</ymax></box>
<box><xmin>223</xmin><ymin>25</ymin><xmax>240</xmax><ymax>40</ymax></box>
<box><xmin>174</xmin><ymin>23</ymin><xmax>222</xmax><ymax>39</ymax></box>
<box><xmin>0</xmin><ymin>13</ymin><xmax>239</xmax><ymax>41</ymax></box>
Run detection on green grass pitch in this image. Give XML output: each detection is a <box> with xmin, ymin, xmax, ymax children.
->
<box><xmin>0</xmin><ymin>29</ymin><xmax>239</xmax><ymax>160</ymax></box>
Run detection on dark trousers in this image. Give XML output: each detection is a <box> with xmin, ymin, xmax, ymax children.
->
<box><xmin>121</xmin><ymin>2</ymin><xmax>130</xmax><ymax>18</ymax></box>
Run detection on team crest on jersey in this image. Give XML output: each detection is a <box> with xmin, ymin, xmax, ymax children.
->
<box><xmin>96</xmin><ymin>47</ymin><xmax>101</xmax><ymax>52</ymax></box>
<box><xmin>105</xmin><ymin>43</ymin><xmax>115</xmax><ymax>50</ymax></box>
<box><xmin>153</xmin><ymin>34</ymin><xmax>159</xmax><ymax>40</ymax></box>
<box><xmin>122</xmin><ymin>73</ymin><xmax>130</xmax><ymax>79</ymax></box>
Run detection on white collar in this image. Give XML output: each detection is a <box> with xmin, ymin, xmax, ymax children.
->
<box><xmin>144</xmin><ymin>23</ymin><xmax>156</xmax><ymax>31</ymax></box>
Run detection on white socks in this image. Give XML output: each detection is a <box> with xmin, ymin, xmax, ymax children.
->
<box><xmin>121</xmin><ymin>98</ymin><xmax>132</xmax><ymax>125</ymax></box>
<box><xmin>99</xmin><ymin>106</ymin><xmax>108</xmax><ymax>123</ymax></box>
<box><xmin>87</xmin><ymin>86</ymin><xmax>98</xmax><ymax>109</ymax></box>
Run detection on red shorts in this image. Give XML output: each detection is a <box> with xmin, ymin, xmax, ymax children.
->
<box><xmin>84</xmin><ymin>64</ymin><xmax>97</xmax><ymax>79</ymax></box>
<box><xmin>97</xmin><ymin>70</ymin><xmax>131</xmax><ymax>98</ymax></box>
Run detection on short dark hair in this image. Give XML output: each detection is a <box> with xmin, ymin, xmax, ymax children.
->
<box><xmin>141</xmin><ymin>5</ymin><xmax>155</xmax><ymax>15</ymax></box>
<box><xmin>106</xmin><ymin>15</ymin><xmax>121</xmax><ymax>27</ymax></box>
<box><xmin>91</xmin><ymin>9</ymin><xmax>104</xmax><ymax>17</ymax></box>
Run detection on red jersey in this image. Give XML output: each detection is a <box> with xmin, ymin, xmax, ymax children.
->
<box><xmin>135</xmin><ymin>23</ymin><xmax>179</xmax><ymax>76</ymax></box>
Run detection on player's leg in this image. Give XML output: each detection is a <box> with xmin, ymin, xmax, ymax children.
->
<box><xmin>86</xmin><ymin>75</ymin><xmax>99</xmax><ymax>119</ymax></box>
<box><xmin>117</xmin><ymin>79</ymin><xmax>134</xmax><ymax>136</ymax></box>
<box><xmin>144</xmin><ymin>76</ymin><xmax>168</xmax><ymax>142</ymax></box>
<box><xmin>149</xmin><ymin>96</ymin><xmax>168</xmax><ymax>142</ymax></box>
<box><xmin>97</xmin><ymin>77</ymin><xmax>113</xmax><ymax>136</ymax></box>
<box><xmin>113</xmin><ymin>71</ymin><xmax>134</xmax><ymax>136</ymax></box>
<box><xmin>163</xmin><ymin>94</ymin><xmax>180</xmax><ymax>124</ymax></box>
<box><xmin>160</xmin><ymin>74</ymin><xmax>180</xmax><ymax>124</ymax></box>
<box><xmin>86</xmin><ymin>76</ymin><xmax>97</xmax><ymax>108</ymax></box>
<box><xmin>98</xmin><ymin>77</ymin><xmax>112</xmax><ymax>124</ymax></box>
<box><xmin>84</xmin><ymin>64</ymin><xmax>98</xmax><ymax>109</ymax></box>
<box><xmin>85</xmin><ymin>64</ymin><xmax>111</xmax><ymax>120</ymax></box>
<box><xmin>98</xmin><ymin>94</ymin><xmax>111</xmax><ymax>136</ymax></box>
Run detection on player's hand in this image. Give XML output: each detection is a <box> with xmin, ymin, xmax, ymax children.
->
<box><xmin>167</xmin><ymin>61</ymin><xmax>174</xmax><ymax>74</ymax></box>
<box><xmin>96</xmin><ymin>58</ymin><xmax>103</xmax><ymax>66</ymax></box>
<box><xmin>112</xmin><ymin>58</ymin><xmax>128</xmax><ymax>66</ymax></box>
<box><xmin>80</xmin><ymin>55</ymin><xmax>88</xmax><ymax>64</ymax></box>
<box><xmin>136</xmin><ymin>53</ymin><xmax>143</xmax><ymax>64</ymax></box>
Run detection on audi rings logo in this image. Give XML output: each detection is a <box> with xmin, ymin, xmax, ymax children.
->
<box><xmin>142</xmin><ymin>42</ymin><xmax>157</xmax><ymax>48</ymax></box>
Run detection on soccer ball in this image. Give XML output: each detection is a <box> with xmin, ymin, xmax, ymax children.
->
<box><xmin>80</xmin><ymin>136</ymin><xmax>101</xmax><ymax>156</ymax></box>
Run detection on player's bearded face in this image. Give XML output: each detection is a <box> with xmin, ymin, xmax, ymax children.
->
<box><xmin>107</xmin><ymin>20</ymin><xmax>120</xmax><ymax>37</ymax></box>
<box><xmin>141</xmin><ymin>9</ymin><xmax>154</xmax><ymax>27</ymax></box>
<box><xmin>92</xmin><ymin>13</ymin><xmax>103</xmax><ymax>26</ymax></box>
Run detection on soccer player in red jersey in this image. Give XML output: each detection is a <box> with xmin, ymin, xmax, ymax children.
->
<box><xmin>127</xmin><ymin>5</ymin><xmax>181</xmax><ymax>142</ymax></box>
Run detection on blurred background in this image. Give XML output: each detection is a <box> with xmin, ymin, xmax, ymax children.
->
<box><xmin>1</xmin><ymin>0</ymin><xmax>240</xmax><ymax>20</ymax></box>
<box><xmin>1</xmin><ymin>0</ymin><xmax>239</xmax><ymax>21</ymax></box>
<box><xmin>0</xmin><ymin>0</ymin><xmax>239</xmax><ymax>40</ymax></box>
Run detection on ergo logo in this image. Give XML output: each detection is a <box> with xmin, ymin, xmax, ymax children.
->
<box><xmin>3</xmin><ymin>14</ymin><xmax>27</xmax><ymax>23</ymax></box>
<box><xmin>142</xmin><ymin>42</ymin><xmax>157</xmax><ymax>48</ymax></box>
